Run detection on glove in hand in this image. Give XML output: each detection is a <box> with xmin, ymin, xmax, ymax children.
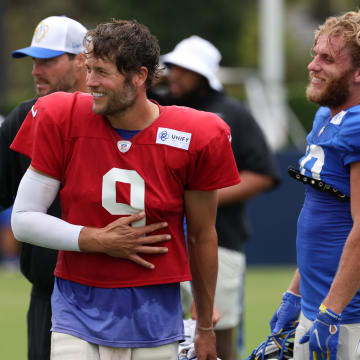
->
<box><xmin>270</xmin><ymin>291</ymin><xmax>301</xmax><ymax>334</ymax></box>
<box><xmin>299</xmin><ymin>306</ymin><xmax>341</xmax><ymax>360</ymax></box>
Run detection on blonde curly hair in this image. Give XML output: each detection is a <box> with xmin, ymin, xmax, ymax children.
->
<box><xmin>313</xmin><ymin>10</ymin><xmax>360</xmax><ymax>67</ymax></box>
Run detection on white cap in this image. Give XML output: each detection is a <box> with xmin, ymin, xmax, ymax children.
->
<box><xmin>12</xmin><ymin>16</ymin><xmax>87</xmax><ymax>59</ymax></box>
<box><xmin>161</xmin><ymin>35</ymin><xmax>223</xmax><ymax>91</ymax></box>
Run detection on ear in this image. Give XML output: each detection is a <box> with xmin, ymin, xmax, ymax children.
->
<box><xmin>74</xmin><ymin>53</ymin><xmax>86</xmax><ymax>72</ymax></box>
<box><xmin>353</xmin><ymin>67</ymin><xmax>360</xmax><ymax>84</ymax></box>
<box><xmin>132</xmin><ymin>66</ymin><xmax>148</xmax><ymax>87</ymax></box>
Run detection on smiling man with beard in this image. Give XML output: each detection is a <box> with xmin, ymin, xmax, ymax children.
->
<box><xmin>269</xmin><ymin>10</ymin><xmax>360</xmax><ymax>360</ymax></box>
<box><xmin>9</xmin><ymin>19</ymin><xmax>240</xmax><ymax>360</ymax></box>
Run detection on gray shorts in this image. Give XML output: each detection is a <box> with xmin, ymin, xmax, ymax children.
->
<box><xmin>181</xmin><ymin>246</ymin><xmax>246</xmax><ymax>330</ymax></box>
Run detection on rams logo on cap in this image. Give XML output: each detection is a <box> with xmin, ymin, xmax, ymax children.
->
<box><xmin>33</xmin><ymin>22</ymin><xmax>49</xmax><ymax>43</ymax></box>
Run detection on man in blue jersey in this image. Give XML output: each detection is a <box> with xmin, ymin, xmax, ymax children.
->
<box><xmin>269</xmin><ymin>10</ymin><xmax>360</xmax><ymax>360</ymax></box>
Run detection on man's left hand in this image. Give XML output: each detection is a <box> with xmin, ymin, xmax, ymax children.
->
<box><xmin>299</xmin><ymin>305</ymin><xmax>341</xmax><ymax>360</ymax></box>
<box><xmin>194</xmin><ymin>329</ymin><xmax>217</xmax><ymax>360</ymax></box>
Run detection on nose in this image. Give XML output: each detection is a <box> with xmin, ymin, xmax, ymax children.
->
<box><xmin>169</xmin><ymin>66</ymin><xmax>183</xmax><ymax>81</ymax></box>
<box><xmin>308</xmin><ymin>56</ymin><xmax>320</xmax><ymax>72</ymax></box>
<box><xmin>32</xmin><ymin>60</ymin><xmax>44</xmax><ymax>77</ymax></box>
<box><xmin>86</xmin><ymin>71</ymin><xmax>99</xmax><ymax>88</ymax></box>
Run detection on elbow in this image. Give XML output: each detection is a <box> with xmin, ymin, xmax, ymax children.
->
<box><xmin>11</xmin><ymin>210</ymin><xmax>27</xmax><ymax>243</ymax></box>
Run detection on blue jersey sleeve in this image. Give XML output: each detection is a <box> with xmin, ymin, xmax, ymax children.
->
<box><xmin>338</xmin><ymin>107</ymin><xmax>360</xmax><ymax>166</ymax></box>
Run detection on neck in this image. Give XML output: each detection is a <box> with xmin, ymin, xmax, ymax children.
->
<box><xmin>107</xmin><ymin>95</ymin><xmax>159</xmax><ymax>130</ymax></box>
<box><xmin>330</xmin><ymin>97</ymin><xmax>360</xmax><ymax>117</ymax></box>
<box><xmin>330</xmin><ymin>84</ymin><xmax>360</xmax><ymax>117</ymax></box>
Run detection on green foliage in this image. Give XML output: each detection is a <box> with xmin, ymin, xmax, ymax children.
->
<box><xmin>98</xmin><ymin>0</ymin><xmax>244</xmax><ymax>66</ymax></box>
<box><xmin>236</xmin><ymin>2</ymin><xmax>259</xmax><ymax>68</ymax></box>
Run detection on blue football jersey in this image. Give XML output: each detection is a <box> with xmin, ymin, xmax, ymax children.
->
<box><xmin>299</xmin><ymin>105</ymin><xmax>360</xmax><ymax>196</ymax></box>
<box><xmin>297</xmin><ymin>105</ymin><xmax>360</xmax><ymax>323</ymax></box>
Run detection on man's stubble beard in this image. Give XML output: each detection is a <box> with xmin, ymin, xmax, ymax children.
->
<box><xmin>93</xmin><ymin>79</ymin><xmax>137</xmax><ymax>116</ymax></box>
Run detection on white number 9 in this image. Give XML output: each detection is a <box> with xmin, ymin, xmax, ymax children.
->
<box><xmin>102</xmin><ymin>168</ymin><xmax>145</xmax><ymax>227</ymax></box>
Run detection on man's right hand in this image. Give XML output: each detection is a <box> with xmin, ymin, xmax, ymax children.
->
<box><xmin>270</xmin><ymin>291</ymin><xmax>301</xmax><ymax>334</ymax></box>
<box><xmin>78</xmin><ymin>211</ymin><xmax>171</xmax><ymax>269</ymax></box>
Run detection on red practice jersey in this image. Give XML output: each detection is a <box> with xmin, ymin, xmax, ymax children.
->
<box><xmin>12</xmin><ymin>92</ymin><xmax>240</xmax><ymax>288</ymax></box>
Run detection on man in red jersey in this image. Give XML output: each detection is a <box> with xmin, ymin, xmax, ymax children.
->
<box><xmin>11</xmin><ymin>19</ymin><xmax>240</xmax><ymax>360</ymax></box>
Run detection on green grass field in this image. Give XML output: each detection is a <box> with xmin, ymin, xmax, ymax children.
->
<box><xmin>0</xmin><ymin>265</ymin><xmax>296</xmax><ymax>359</ymax></box>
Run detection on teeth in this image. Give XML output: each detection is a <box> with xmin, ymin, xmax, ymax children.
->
<box><xmin>311</xmin><ymin>77</ymin><xmax>323</xmax><ymax>84</ymax></box>
<box><xmin>92</xmin><ymin>92</ymin><xmax>104</xmax><ymax>97</ymax></box>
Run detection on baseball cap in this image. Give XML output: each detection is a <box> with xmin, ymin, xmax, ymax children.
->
<box><xmin>161</xmin><ymin>35</ymin><xmax>223</xmax><ymax>91</ymax></box>
<box><xmin>12</xmin><ymin>16</ymin><xmax>87</xmax><ymax>59</ymax></box>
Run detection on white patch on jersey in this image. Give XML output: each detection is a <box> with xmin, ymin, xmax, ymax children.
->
<box><xmin>156</xmin><ymin>127</ymin><xmax>192</xmax><ymax>150</ymax></box>
<box><xmin>117</xmin><ymin>140</ymin><xmax>132</xmax><ymax>153</ymax></box>
<box><xmin>330</xmin><ymin>110</ymin><xmax>346</xmax><ymax>125</ymax></box>
<box><xmin>318</xmin><ymin>126</ymin><xmax>325</xmax><ymax>136</ymax></box>
<box><xmin>31</xmin><ymin>106</ymin><xmax>38</xmax><ymax>118</ymax></box>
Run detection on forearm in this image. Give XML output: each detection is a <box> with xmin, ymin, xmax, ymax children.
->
<box><xmin>218</xmin><ymin>170</ymin><xmax>275</xmax><ymax>205</ymax></box>
<box><xmin>11</xmin><ymin>168</ymin><xmax>82</xmax><ymax>251</ymax></box>
<box><xmin>323</xmin><ymin>224</ymin><xmax>360</xmax><ymax>314</ymax></box>
<box><xmin>187</xmin><ymin>227</ymin><xmax>218</xmax><ymax>328</ymax></box>
<box><xmin>323</xmin><ymin>162</ymin><xmax>360</xmax><ymax>314</ymax></box>
<box><xmin>12</xmin><ymin>169</ymin><xmax>170</xmax><ymax>269</ymax></box>
<box><xmin>287</xmin><ymin>268</ymin><xmax>301</xmax><ymax>295</ymax></box>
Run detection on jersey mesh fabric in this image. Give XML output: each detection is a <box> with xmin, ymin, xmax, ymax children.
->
<box><xmin>51</xmin><ymin>278</ymin><xmax>184</xmax><ymax>347</ymax></box>
<box><xmin>299</xmin><ymin>105</ymin><xmax>360</xmax><ymax>196</ymax></box>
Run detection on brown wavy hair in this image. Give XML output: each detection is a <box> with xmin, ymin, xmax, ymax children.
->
<box><xmin>313</xmin><ymin>10</ymin><xmax>360</xmax><ymax>68</ymax></box>
<box><xmin>84</xmin><ymin>19</ymin><xmax>161</xmax><ymax>89</ymax></box>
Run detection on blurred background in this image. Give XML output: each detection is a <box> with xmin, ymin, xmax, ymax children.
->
<box><xmin>1</xmin><ymin>0</ymin><xmax>360</xmax><ymax>358</ymax></box>
<box><xmin>1</xmin><ymin>0</ymin><xmax>358</xmax><ymax>132</ymax></box>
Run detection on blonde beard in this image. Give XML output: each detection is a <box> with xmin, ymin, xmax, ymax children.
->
<box><xmin>306</xmin><ymin>73</ymin><xmax>351</xmax><ymax>108</ymax></box>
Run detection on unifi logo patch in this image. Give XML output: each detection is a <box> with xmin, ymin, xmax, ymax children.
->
<box><xmin>117</xmin><ymin>140</ymin><xmax>132</xmax><ymax>153</ymax></box>
<box><xmin>156</xmin><ymin>127</ymin><xmax>192</xmax><ymax>150</ymax></box>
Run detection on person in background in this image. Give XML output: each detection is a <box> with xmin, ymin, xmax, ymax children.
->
<box><xmin>270</xmin><ymin>10</ymin><xmax>360</xmax><ymax>360</ymax></box>
<box><xmin>0</xmin><ymin>205</ymin><xmax>19</xmax><ymax>270</ymax></box>
<box><xmin>0</xmin><ymin>15</ymin><xmax>88</xmax><ymax>360</ymax></box>
<box><xmin>0</xmin><ymin>114</ymin><xmax>19</xmax><ymax>270</ymax></box>
<box><xmin>10</xmin><ymin>19</ymin><xmax>240</xmax><ymax>360</ymax></box>
<box><xmin>153</xmin><ymin>35</ymin><xmax>279</xmax><ymax>360</ymax></box>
